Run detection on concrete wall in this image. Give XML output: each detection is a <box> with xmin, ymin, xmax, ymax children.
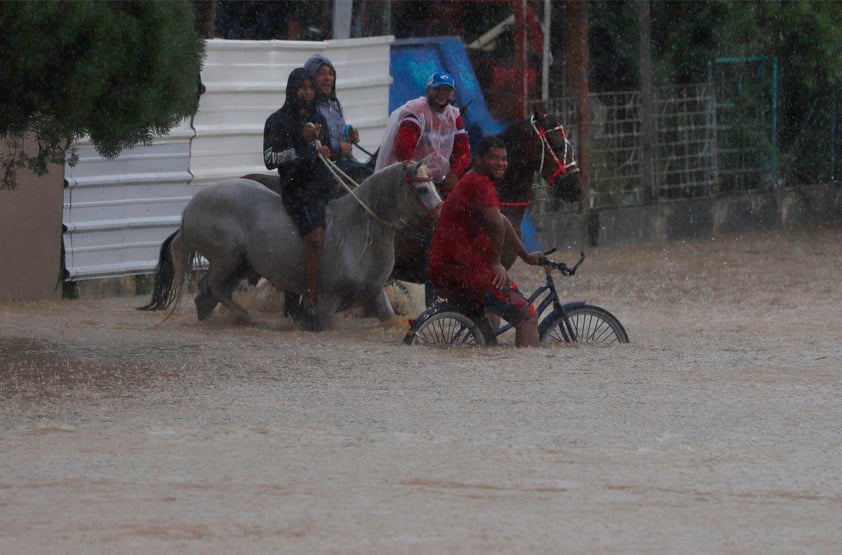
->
<box><xmin>533</xmin><ymin>185</ymin><xmax>842</xmax><ymax>250</ymax></box>
<box><xmin>0</xmin><ymin>164</ymin><xmax>64</xmax><ymax>301</ymax></box>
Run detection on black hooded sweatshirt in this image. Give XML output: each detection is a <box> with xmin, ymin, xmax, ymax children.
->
<box><xmin>263</xmin><ymin>67</ymin><xmax>333</xmax><ymax>200</ymax></box>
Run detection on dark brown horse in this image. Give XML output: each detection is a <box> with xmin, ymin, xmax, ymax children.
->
<box><xmin>496</xmin><ymin>112</ymin><xmax>582</xmax><ymax>267</ymax></box>
<box><xmin>390</xmin><ymin>112</ymin><xmax>582</xmax><ymax>283</ymax></box>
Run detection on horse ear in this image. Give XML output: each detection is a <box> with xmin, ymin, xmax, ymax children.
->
<box><xmin>419</xmin><ymin>154</ymin><xmax>433</xmax><ymax>169</ymax></box>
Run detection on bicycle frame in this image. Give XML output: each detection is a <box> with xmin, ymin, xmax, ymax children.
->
<box><xmin>495</xmin><ymin>271</ymin><xmax>586</xmax><ymax>339</ymax></box>
<box><xmin>494</xmin><ymin>252</ymin><xmax>586</xmax><ymax>338</ymax></box>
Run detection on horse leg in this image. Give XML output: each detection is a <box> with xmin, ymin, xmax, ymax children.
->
<box><xmin>194</xmin><ymin>274</ymin><xmax>217</xmax><ymax>321</ymax></box>
<box><xmin>366</xmin><ymin>288</ymin><xmax>396</xmax><ymax>321</ymax></box>
<box><xmin>217</xmin><ymin>285</ymin><xmax>252</xmax><ymax>325</ymax></box>
<box><xmin>420</xmin><ymin>232</ymin><xmax>439</xmax><ymax>306</ymax></box>
<box><xmin>393</xmin><ymin>220</ymin><xmax>439</xmax><ymax>306</ymax></box>
<box><xmin>392</xmin><ymin>222</ymin><xmax>434</xmax><ymax>284</ymax></box>
<box><xmin>283</xmin><ymin>291</ymin><xmax>303</xmax><ymax>320</ymax></box>
<box><xmin>424</xmin><ymin>281</ymin><xmax>438</xmax><ymax>307</ymax></box>
<box><xmin>197</xmin><ymin>259</ymin><xmax>251</xmax><ymax>324</ymax></box>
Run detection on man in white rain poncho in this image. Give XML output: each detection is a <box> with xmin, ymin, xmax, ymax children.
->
<box><xmin>375</xmin><ymin>71</ymin><xmax>471</xmax><ymax>195</ymax></box>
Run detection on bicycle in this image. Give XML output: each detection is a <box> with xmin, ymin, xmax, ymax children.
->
<box><xmin>403</xmin><ymin>251</ymin><xmax>629</xmax><ymax>346</ymax></box>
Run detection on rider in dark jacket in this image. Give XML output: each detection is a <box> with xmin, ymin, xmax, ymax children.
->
<box><xmin>263</xmin><ymin>67</ymin><xmax>335</xmax><ymax>331</ymax></box>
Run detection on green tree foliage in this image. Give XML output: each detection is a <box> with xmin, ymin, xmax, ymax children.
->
<box><xmin>588</xmin><ymin>0</ymin><xmax>639</xmax><ymax>92</ymax></box>
<box><xmin>590</xmin><ymin>0</ymin><xmax>842</xmax><ymax>90</ymax></box>
<box><xmin>590</xmin><ymin>0</ymin><xmax>842</xmax><ymax>184</ymax></box>
<box><xmin>0</xmin><ymin>1</ymin><xmax>206</xmax><ymax>189</ymax></box>
<box><xmin>749</xmin><ymin>1</ymin><xmax>842</xmax><ymax>182</ymax></box>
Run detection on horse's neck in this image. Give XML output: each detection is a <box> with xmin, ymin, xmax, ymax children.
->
<box><xmin>499</xmin><ymin>123</ymin><xmax>540</xmax><ymax>201</ymax></box>
<box><xmin>332</xmin><ymin>168</ymin><xmax>404</xmax><ymax>228</ymax></box>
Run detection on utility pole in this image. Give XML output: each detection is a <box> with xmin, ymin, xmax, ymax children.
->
<box><xmin>563</xmin><ymin>0</ymin><xmax>589</xmax><ymax>204</ymax></box>
<box><xmin>638</xmin><ymin>0</ymin><xmax>655</xmax><ymax>202</ymax></box>
<box><xmin>514</xmin><ymin>0</ymin><xmax>530</xmax><ymax>119</ymax></box>
<box><xmin>333</xmin><ymin>0</ymin><xmax>352</xmax><ymax>39</ymax></box>
<box><xmin>542</xmin><ymin>0</ymin><xmax>551</xmax><ymax>103</ymax></box>
<box><xmin>193</xmin><ymin>0</ymin><xmax>217</xmax><ymax>38</ymax></box>
<box><xmin>382</xmin><ymin>0</ymin><xmax>391</xmax><ymax>35</ymax></box>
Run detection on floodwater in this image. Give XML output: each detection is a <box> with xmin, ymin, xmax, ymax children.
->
<box><xmin>2</xmin><ymin>226</ymin><xmax>841</xmax><ymax>554</ymax></box>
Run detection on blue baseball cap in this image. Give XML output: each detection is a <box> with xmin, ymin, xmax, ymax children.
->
<box><xmin>426</xmin><ymin>71</ymin><xmax>455</xmax><ymax>90</ymax></box>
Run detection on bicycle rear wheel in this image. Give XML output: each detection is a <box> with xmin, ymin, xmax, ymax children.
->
<box><xmin>404</xmin><ymin>310</ymin><xmax>488</xmax><ymax>346</ymax></box>
<box><xmin>539</xmin><ymin>305</ymin><xmax>629</xmax><ymax>345</ymax></box>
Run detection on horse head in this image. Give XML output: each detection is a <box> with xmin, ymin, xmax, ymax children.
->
<box><xmin>402</xmin><ymin>156</ymin><xmax>442</xmax><ymax>226</ymax></box>
<box><xmin>532</xmin><ymin>112</ymin><xmax>584</xmax><ymax>204</ymax></box>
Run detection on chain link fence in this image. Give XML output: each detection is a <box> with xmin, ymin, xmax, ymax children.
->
<box><xmin>531</xmin><ymin>61</ymin><xmax>840</xmax><ymax>212</ymax></box>
<box><xmin>537</xmin><ymin>83</ymin><xmax>762</xmax><ymax>211</ymax></box>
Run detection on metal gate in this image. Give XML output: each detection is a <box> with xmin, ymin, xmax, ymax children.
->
<box><xmin>708</xmin><ymin>56</ymin><xmax>778</xmax><ymax>192</ymax></box>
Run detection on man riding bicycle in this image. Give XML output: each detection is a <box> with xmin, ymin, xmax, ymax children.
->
<box><xmin>427</xmin><ymin>135</ymin><xmax>546</xmax><ymax>347</ymax></box>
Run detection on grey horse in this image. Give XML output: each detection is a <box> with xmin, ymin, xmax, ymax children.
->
<box><xmin>139</xmin><ymin>159</ymin><xmax>440</xmax><ymax>328</ymax></box>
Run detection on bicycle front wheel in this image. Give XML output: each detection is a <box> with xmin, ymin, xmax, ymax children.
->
<box><xmin>539</xmin><ymin>305</ymin><xmax>629</xmax><ymax>345</ymax></box>
<box><xmin>404</xmin><ymin>311</ymin><xmax>488</xmax><ymax>346</ymax></box>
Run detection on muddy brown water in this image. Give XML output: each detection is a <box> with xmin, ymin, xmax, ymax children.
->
<box><xmin>2</xmin><ymin>226</ymin><xmax>841</xmax><ymax>554</ymax></box>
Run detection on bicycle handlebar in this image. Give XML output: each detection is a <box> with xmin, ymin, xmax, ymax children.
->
<box><xmin>541</xmin><ymin>250</ymin><xmax>585</xmax><ymax>276</ymax></box>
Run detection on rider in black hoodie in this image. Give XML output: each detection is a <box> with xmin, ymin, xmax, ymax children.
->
<box><xmin>263</xmin><ymin>67</ymin><xmax>335</xmax><ymax>331</ymax></box>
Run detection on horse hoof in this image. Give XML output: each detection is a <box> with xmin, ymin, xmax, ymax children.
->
<box><xmin>301</xmin><ymin>306</ymin><xmax>324</xmax><ymax>332</ymax></box>
<box><xmin>195</xmin><ymin>295</ymin><xmax>217</xmax><ymax>321</ymax></box>
<box><xmin>232</xmin><ymin>314</ymin><xmax>253</xmax><ymax>326</ymax></box>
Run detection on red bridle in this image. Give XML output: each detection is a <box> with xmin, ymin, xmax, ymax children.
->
<box><xmin>530</xmin><ymin>114</ymin><xmax>579</xmax><ymax>184</ymax></box>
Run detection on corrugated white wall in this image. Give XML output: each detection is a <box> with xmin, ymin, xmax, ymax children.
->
<box><xmin>63</xmin><ymin>36</ymin><xmax>394</xmax><ymax>280</ymax></box>
<box><xmin>63</xmin><ymin>138</ymin><xmax>194</xmax><ymax>280</ymax></box>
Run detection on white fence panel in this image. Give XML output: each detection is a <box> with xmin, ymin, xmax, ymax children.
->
<box><xmin>63</xmin><ymin>36</ymin><xmax>394</xmax><ymax>281</ymax></box>
<box><xmin>191</xmin><ymin>36</ymin><xmax>393</xmax><ymax>185</ymax></box>
<box><xmin>63</xmin><ymin>140</ymin><xmax>193</xmax><ymax>280</ymax></box>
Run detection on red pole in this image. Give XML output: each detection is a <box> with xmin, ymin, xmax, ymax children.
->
<box><xmin>563</xmin><ymin>0</ymin><xmax>589</xmax><ymax>201</ymax></box>
<box><xmin>514</xmin><ymin>0</ymin><xmax>529</xmax><ymax>119</ymax></box>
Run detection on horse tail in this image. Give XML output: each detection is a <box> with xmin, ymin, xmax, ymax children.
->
<box><xmin>161</xmin><ymin>230</ymin><xmax>193</xmax><ymax>323</ymax></box>
<box><xmin>137</xmin><ymin>230</ymin><xmax>179</xmax><ymax>311</ymax></box>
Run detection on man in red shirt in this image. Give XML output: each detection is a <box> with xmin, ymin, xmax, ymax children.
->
<box><xmin>375</xmin><ymin>71</ymin><xmax>471</xmax><ymax>195</ymax></box>
<box><xmin>428</xmin><ymin>135</ymin><xmax>545</xmax><ymax>347</ymax></box>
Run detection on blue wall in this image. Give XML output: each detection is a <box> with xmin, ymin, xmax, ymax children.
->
<box><xmin>390</xmin><ymin>36</ymin><xmax>505</xmax><ymax>154</ymax></box>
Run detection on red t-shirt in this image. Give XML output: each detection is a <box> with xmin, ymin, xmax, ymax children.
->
<box><xmin>428</xmin><ymin>172</ymin><xmax>501</xmax><ymax>301</ymax></box>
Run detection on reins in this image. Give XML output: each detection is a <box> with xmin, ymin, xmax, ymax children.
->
<box><xmin>317</xmin><ymin>145</ymin><xmax>438</xmax><ymax>232</ymax></box>
<box><xmin>316</xmin><ymin>145</ymin><xmax>401</xmax><ymax>231</ymax></box>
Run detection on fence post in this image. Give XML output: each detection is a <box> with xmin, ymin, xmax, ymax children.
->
<box><xmin>770</xmin><ymin>57</ymin><xmax>778</xmax><ymax>189</ymax></box>
<box><xmin>638</xmin><ymin>0</ymin><xmax>655</xmax><ymax>203</ymax></box>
